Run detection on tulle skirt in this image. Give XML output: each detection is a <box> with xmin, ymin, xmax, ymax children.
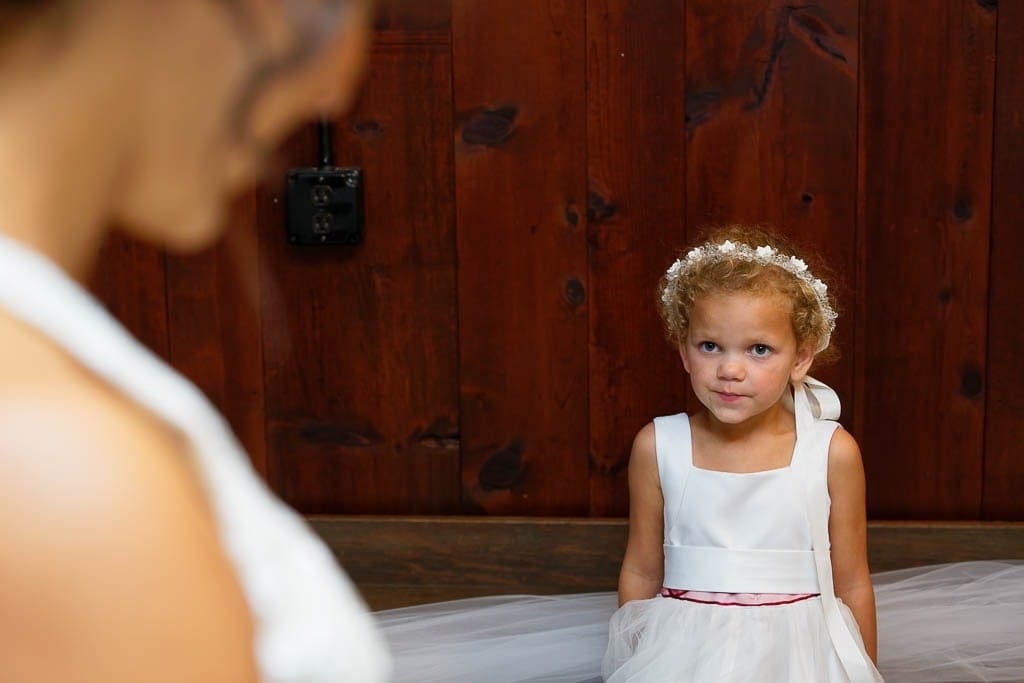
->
<box><xmin>375</xmin><ymin>561</ymin><xmax>1024</xmax><ymax>682</ymax></box>
<box><xmin>602</xmin><ymin>594</ymin><xmax>877</xmax><ymax>682</ymax></box>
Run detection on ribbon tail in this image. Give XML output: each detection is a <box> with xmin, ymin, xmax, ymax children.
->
<box><xmin>798</xmin><ymin>376</ymin><xmax>842</xmax><ymax>421</ymax></box>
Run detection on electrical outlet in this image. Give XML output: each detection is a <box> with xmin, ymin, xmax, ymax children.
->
<box><xmin>284</xmin><ymin>167</ymin><xmax>363</xmax><ymax>245</ymax></box>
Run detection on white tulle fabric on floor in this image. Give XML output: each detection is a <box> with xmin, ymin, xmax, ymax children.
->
<box><xmin>376</xmin><ymin>561</ymin><xmax>1024</xmax><ymax>683</ymax></box>
<box><xmin>874</xmin><ymin>561</ymin><xmax>1024</xmax><ymax>682</ymax></box>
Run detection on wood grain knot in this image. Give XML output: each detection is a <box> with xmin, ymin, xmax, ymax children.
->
<box><xmin>801</xmin><ymin>192</ymin><xmax>815</xmax><ymax>205</ymax></box>
<box><xmin>565</xmin><ymin>204</ymin><xmax>580</xmax><ymax>228</ymax></box>
<box><xmin>976</xmin><ymin>0</ymin><xmax>997</xmax><ymax>10</ymax></box>
<box><xmin>300</xmin><ymin>424</ymin><xmax>382</xmax><ymax>447</ymax></box>
<box><xmin>953</xmin><ymin>199</ymin><xmax>973</xmax><ymax>222</ymax></box>
<box><xmin>959</xmin><ymin>367</ymin><xmax>983</xmax><ymax>399</ymax></box>
<box><xmin>411</xmin><ymin>418</ymin><xmax>460</xmax><ymax>450</ymax></box>
<box><xmin>587</xmin><ymin>192</ymin><xmax>618</xmax><ymax>224</ymax></box>
<box><xmin>938</xmin><ymin>287</ymin><xmax>952</xmax><ymax>303</ymax></box>
<box><xmin>462</xmin><ymin>105</ymin><xmax>518</xmax><ymax>147</ymax></box>
<box><xmin>478</xmin><ymin>439</ymin><xmax>525</xmax><ymax>491</ymax></box>
<box><xmin>590</xmin><ymin>451</ymin><xmax>628</xmax><ymax>476</ymax></box>
<box><xmin>685</xmin><ymin>90</ymin><xmax>721</xmax><ymax>132</ymax></box>
<box><xmin>351</xmin><ymin>120</ymin><xmax>383</xmax><ymax>138</ymax></box>
<box><xmin>565</xmin><ymin>277</ymin><xmax>586</xmax><ymax>308</ymax></box>
<box><xmin>790</xmin><ymin>10</ymin><xmax>849</xmax><ymax>64</ymax></box>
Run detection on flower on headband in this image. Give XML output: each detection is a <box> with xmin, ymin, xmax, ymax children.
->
<box><xmin>667</xmin><ymin>259</ymin><xmax>684</xmax><ymax>278</ymax></box>
<box><xmin>718</xmin><ymin>241</ymin><xmax>737</xmax><ymax>254</ymax></box>
<box><xmin>685</xmin><ymin>248</ymin><xmax>702</xmax><ymax>262</ymax></box>
<box><xmin>789</xmin><ymin>256</ymin><xmax>807</xmax><ymax>272</ymax></box>
<box><xmin>811</xmin><ymin>279</ymin><xmax>828</xmax><ymax>297</ymax></box>
<box><xmin>755</xmin><ymin>245</ymin><xmax>775</xmax><ymax>259</ymax></box>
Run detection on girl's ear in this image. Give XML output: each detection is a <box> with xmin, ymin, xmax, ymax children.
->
<box><xmin>678</xmin><ymin>341</ymin><xmax>691</xmax><ymax>375</ymax></box>
<box><xmin>790</xmin><ymin>341</ymin><xmax>815</xmax><ymax>383</ymax></box>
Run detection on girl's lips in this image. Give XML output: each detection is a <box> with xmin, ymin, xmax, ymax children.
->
<box><xmin>716</xmin><ymin>391</ymin><xmax>744</xmax><ymax>403</ymax></box>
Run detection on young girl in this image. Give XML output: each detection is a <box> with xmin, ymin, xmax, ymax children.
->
<box><xmin>372</xmin><ymin>227</ymin><xmax>1022</xmax><ymax>683</ymax></box>
<box><xmin>602</xmin><ymin>226</ymin><xmax>883</xmax><ymax>682</ymax></box>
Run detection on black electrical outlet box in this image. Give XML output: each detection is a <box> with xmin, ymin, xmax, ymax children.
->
<box><xmin>285</xmin><ymin>167</ymin><xmax>363</xmax><ymax>245</ymax></box>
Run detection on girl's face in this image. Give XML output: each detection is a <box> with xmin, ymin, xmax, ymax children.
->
<box><xmin>679</xmin><ymin>292</ymin><xmax>814</xmax><ymax>425</ymax></box>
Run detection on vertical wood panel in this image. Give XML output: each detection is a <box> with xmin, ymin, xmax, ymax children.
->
<box><xmin>985</xmin><ymin>0</ymin><xmax>1024</xmax><ymax>521</ymax></box>
<box><xmin>92</xmin><ymin>235</ymin><xmax>169</xmax><ymax>360</ymax></box>
<box><xmin>859</xmin><ymin>0</ymin><xmax>995</xmax><ymax>518</ymax></box>
<box><xmin>454</xmin><ymin>1</ymin><xmax>589</xmax><ymax>514</ymax></box>
<box><xmin>84</xmin><ymin>0</ymin><xmax>1024</xmax><ymax>522</ymax></box>
<box><xmin>586</xmin><ymin>0</ymin><xmax>687</xmax><ymax>516</ymax></box>
<box><xmin>261</xmin><ymin>9</ymin><xmax>461</xmax><ymax>513</ymax></box>
<box><xmin>685</xmin><ymin>0</ymin><xmax>859</xmax><ymax>416</ymax></box>
<box><xmin>165</xmin><ymin>199</ymin><xmax>267</xmax><ymax>477</ymax></box>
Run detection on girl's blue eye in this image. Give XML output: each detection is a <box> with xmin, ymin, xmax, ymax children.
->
<box><xmin>751</xmin><ymin>344</ymin><xmax>771</xmax><ymax>357</ymax></box>
<box><xmin>699</xmin><ymin>341</ymin><xmax>718</xmax><ymax>353</ymax></box>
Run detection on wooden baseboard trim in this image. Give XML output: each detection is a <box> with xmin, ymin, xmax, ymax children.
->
<box><xmin>307</xmin><ymin>516</ymin><xmax>1024</xmax><ymax>610</ymax></box>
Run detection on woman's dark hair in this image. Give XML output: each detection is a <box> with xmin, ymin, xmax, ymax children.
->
<box><xmin>220</xmin><ymin>0</ymin><xmax>360</xmax><ymax>141</ymax></box>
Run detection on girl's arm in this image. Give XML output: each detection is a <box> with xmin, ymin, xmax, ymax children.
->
<box><xmin>827</xmin><ymin>427</ymin><xmax>878</xmax><ymax>663</ymax></box>
<box><xmin>617</xmin><ymin>422</ymin><xmax>665</xmax><ymax>606</ymax></box>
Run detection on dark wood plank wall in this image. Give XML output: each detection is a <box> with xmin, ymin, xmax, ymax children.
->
<box><xmin>586</xmin><ymin>0</ymin><xmax>688</xmax><ymax>515</ymax></box>
<box><xmin>859</xmin><ymin>0</ymin><xmax>996</xmax><ymax>519</ymax></box>
<box><xmin>261</xmin><ymin>3</ymin><xmax>461</xmax><ymax>514</ymax></box>
<box><xmin>453</xmin><ymin>1</ymin><xmax>590</xmax><ymax>515</ymax></box>
<box><xmin>166</xmin><ymin>219</ymin><xmax>269</xmax><ymax>478</ymax></box>
<box><xmin>986</xmin><ymin>0</ymin><xmax>1024</xmax><ymax>521</ymax></box>
<box><xmin>90</xmin><ymin>0</ymin><xmax>1024</xmax><ymax>521</ymax></box>
<box><xmin>94</xmin><ymin>236</ymin><xmax>169</xmax><ymax>360</ymax></box>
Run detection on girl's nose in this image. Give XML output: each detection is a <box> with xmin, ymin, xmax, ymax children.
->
<box><xmin>717</xmin><ymin>358</ymin><xmax>744</xmax><ymax>381</ymax></box>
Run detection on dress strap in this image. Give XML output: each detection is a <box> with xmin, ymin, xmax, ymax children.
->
<box><xmin>652</xmin><ymin>413</ymin><xmax>693</xmax><ymax>522</ymax></box>
<box><xmin>788</xmin><ymin>377</ymin><xmax>841</xmax><ymax>474</ymax></box>
<box><xmin>792</xmin><ymin>380</ymin><xmax>881</xmax><ymax>682</ymax></box>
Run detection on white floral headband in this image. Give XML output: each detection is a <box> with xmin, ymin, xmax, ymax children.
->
<box><xmin>661</xmin><ymin>240</ymin><xmax>838</xmax><ymax>352</ymax></box>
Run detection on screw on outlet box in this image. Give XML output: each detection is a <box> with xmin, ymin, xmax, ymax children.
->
<box><xmin>284</xmin><ymin>119</ymin><xmax>364</xmax><ymax>246</ymax></box>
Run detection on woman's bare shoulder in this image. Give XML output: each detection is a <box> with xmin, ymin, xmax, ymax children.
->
<box><xmin>0</xmin><ymin>389</ymin><xmax>260</xmax><ymax>683</ymax></box>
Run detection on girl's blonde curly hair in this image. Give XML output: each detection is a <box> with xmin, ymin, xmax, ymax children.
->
<box><xmin>658</xmin><ymin>225</ymin><xmax>841</xmax><ymax>365</ymax></box>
